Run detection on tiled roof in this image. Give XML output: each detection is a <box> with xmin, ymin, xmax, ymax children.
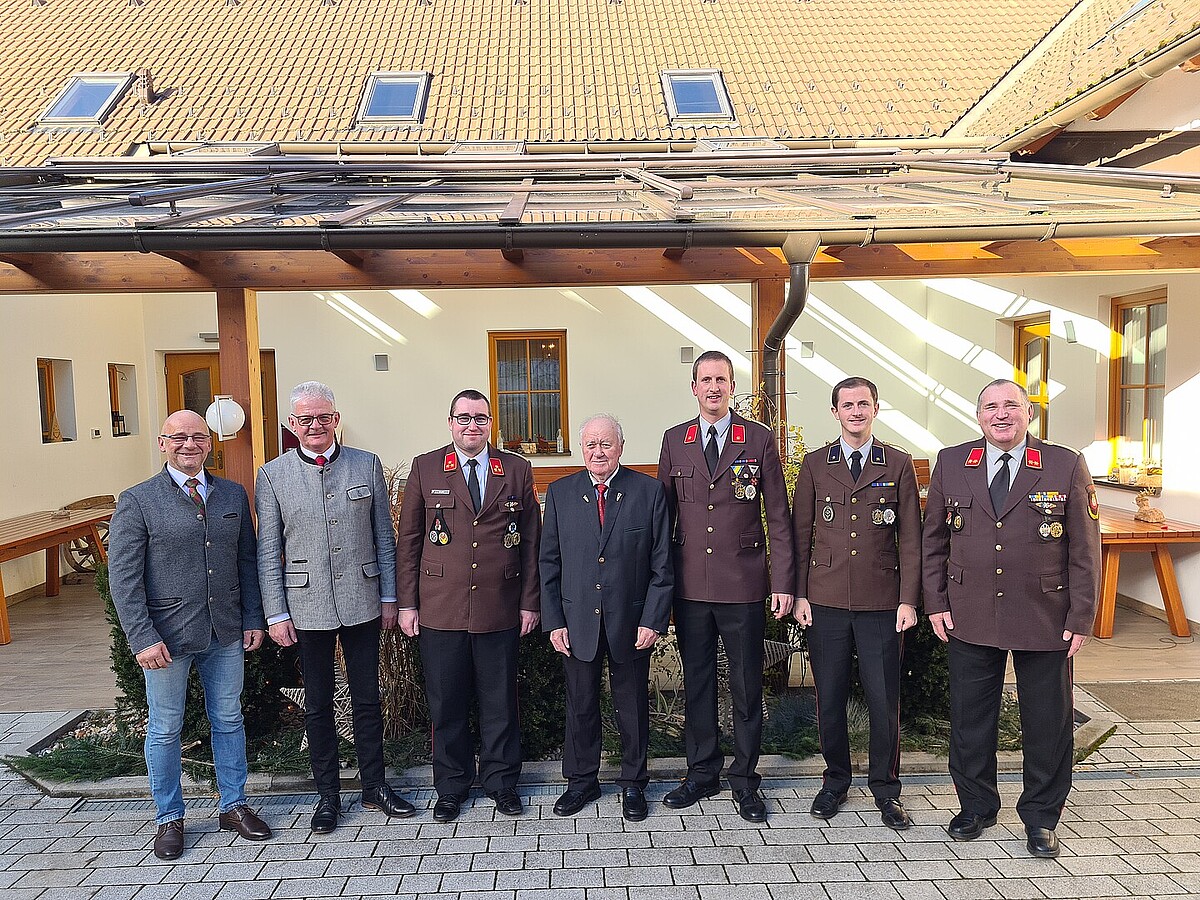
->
<box><xmin>0</xmin><ymin>0</ymin><xmax>1080</xmax><ymax>164</ymax></box>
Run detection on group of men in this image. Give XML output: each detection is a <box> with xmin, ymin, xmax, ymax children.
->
<box><xmin>109</xmin><ymin>352</ymin><xmax>1099</xmax><ymax>864</ymax></box>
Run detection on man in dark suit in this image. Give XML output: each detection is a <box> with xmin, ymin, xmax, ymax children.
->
<box><xmin>923</xmin><ymin>378</ymin><xmax>1100</xmax><ymax>859</ymax></box>
<box><xmin>540</xmin><ymin>414</ymin><xmax>674</xmax><ymax>821</ymax></box>
<box><xmin>657</xmin><ymin>350</ymin><xmax>795</xmax><ymax>823</ymax></box>
<box><xmin>396</xmin><ymin>389</ymin><xmax>541</xmax><ymax>822</ymax></box>
<box><xmin>110</xmin><ymin>410</ymin><xmax>271</xmax><ymax>861</ymax></box>
<box><xmin>791</xmin><ymin>377</ymin><xmax>921</xmax><ymax>829</ymax></box>
<box><xmin>257</xmin><ymin>381</ymin><xmax>415</xmax><ymax>833</ymax></box>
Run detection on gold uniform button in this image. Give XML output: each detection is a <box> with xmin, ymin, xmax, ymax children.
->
<box><xmin>707</xmin><ymin>526</ymin><xmax>714</xmax><ymax>533</ymax></box>
<box><xmin>471</xmin><ymin>584</ymin><xmax>478</xmax><ymax>591</ymax></box>
<box><xmin>851</xmin><ymin>515</ymin><xmax>857</xmax><ymax>522</ymax></box>
<box><xmin>472</xmin><ymin>542</ymin><xmax>478</xmax><ymax>548</ymax></box>
<box><xmin>996</xmin><ymin>568</ymin><xmax>1003</xmax><ymax>575</ymax></box>
<box><xmin>850</xmin><ymin>532</ymin><xmax>857</xmax><ymax>539</ymax></box>
<box><xmin>851</xmin><ymin>497</ymin><xmax>858</xmax><ymax>504</ymax></box>
<box><xmin>997</xmin><ymin>592</ymin><xmax>1004</xmax><ymax>597</ymax></box>
<box><xmin>824</xmin><ymin>496</ymin><xmax>831</xmax><ymax>502</ymax></box>
<box><xmin>995</xmin><ymin>544</ymin><xmax>1002</xmax><ymax>551</ymax></box>
<box><xmin>706</xmin><ymin>548</ymin><xmax>713</xmax><ymax>554</ymax></box>
<box><xmin>710</xmin><ymin>484</ymin><xmax>716</xmax><ymax>490</ymax></box>
<box><xmin>708</xmin><ymin>504</ymin><xmax>715</xmax><ymax>510</ymax></box>
<box><xmin>472</xmin><ymin>563</ymin><xmax>478</xmax><ymax>569</ymax></box>
<box><xmin>996</xmin><ymin>522</ymin><xmax>1003</xmax><ymax>529</ymax></box>
<box><xmin>851</xmin><ymin>550</ymin><xmax>858</xmax><ymax>556</ymax></box>
<box><xmin>473</xmin><ymin>520</ymin><xmax>479</xmax><ymax>527</ymax></box>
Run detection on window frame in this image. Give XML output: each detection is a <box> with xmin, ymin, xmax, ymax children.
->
<box><xmin>487</xmin><ymin>329</ymin><xmax>570</xmax><ymax>456</ymax></box>
<box><xmin>37</xmin><ymin>358</ymin><xmax>57</xmax><ymax>442</ymax></box>
<box><xmin>38</xmin><ymin>73</ymin><xmax>133</xmax><ymax>125</ymax></box>
<box><xmin>1013</xmin><ymin>314</ymin><xmax>1050</xmax><ymax>440</ymax></box>
<box><xmin>660</xmin><ymin>69</ymin><xmax>736</xmax><ymax>124</ymax></box>
<box><xmin>1108</xmin><ymin>287</ymin><xmax>1167</xmax><ymax>466</ymax></box>
<box><xmin>354</xmin><ymin>72</ymin><xmax>432</xmax><ymax>125</ymax></box>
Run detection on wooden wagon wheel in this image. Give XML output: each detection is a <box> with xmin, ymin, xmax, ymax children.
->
<box><xmin>64</xmin><ymin>521</ymin><xmax>109</xmax><ymax>573</ymax></box>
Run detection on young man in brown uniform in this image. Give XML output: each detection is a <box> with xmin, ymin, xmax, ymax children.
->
<box><xmin>923</xmin><ymin>379</ymin><xmax>1100</xmax><ymax>859</ymax></box>
<box><xmin>657</xmin><ymin>350</ymin><xmax>795</xmax><ymax>823</ymax></box>
<box><xmin>792</xmin><ymin>377</ymin><xmax>921</xmax><ymax>829</ymax></box>
<box><xmin>396</xmin><ymin>389</ymin><xmax>541</xmax><ymax>822</ymax></box>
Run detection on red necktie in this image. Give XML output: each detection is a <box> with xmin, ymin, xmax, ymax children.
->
<box><xmin>315</xmin><ymin>454</ymin><xmax>327</xmax><ymax>468</ymax></box>
<box><xmin>596</xmin><ymin>483</ymin><xmax>607</xmax><ymax>526</ymax></box>
<box><xmin>184</xmin><ymin>477</ymin><xmax>205</xmax><ymax>517</ymax></box>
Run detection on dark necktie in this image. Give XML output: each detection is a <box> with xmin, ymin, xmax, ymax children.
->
<box><xmin>990</xmin><ymin>452</ymin><xmax>1012</xmax><ymax>516</ymax></box>
<box><xmin>184</xmin><ymin>477</ymin><xmax>205</xmax><ymax>518</ymax></box>
<box><xmin>850</xmin><ymin>450</ymin><xmax>863</xmax><ymax>483</ymax></box>
<box><xmin>704</xmin><ymin>425</ymin><xmax>720</xmax><ymax>476</ymax></box>
<box><xmin>467</xmin><ymin>458</ymin><xmax>482</xmax><ymax>514</ymax></box>
<box><xmin>314</xmin><ymin>454</ymin><xmax>327</xmax><ymax>468</ymax></box>
<box><xmin>596</xmin><ymin>483</ymin><xmax>607</xmax><ymax>526</ymax></box>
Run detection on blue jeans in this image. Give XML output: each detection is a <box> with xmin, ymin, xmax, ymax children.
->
<box><xmin>143</xmin><ymin>634</ymin><xmax>249</xmax><ymax>824</ymax></box>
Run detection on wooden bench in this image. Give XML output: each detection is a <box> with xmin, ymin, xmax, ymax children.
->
<box><xmin>0</xmin><ymin>507</ymin><xmax>114</xmax><ymax>645</ymax></box>
<box><xmin>1095</xmin><ymin>506</ymin><xmax>1199</xmax><ymax>639</ymax></box>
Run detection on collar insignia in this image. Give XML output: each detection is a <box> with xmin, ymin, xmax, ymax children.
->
<box><xmin>490</xmin><ymin>457</ymin><xmax>505</xmax><ymax>477</ymax></box>
<box><xmin>443</xmin><ymin>451</ymin><xmax>458</xmax><ymax>473</ymax></box>
<box><xmin>1025</xmin><ymin>447</ymin><xmax>1042</xmax><ymax>470</ymax></box>
<box><xmin>730</xmin><ymin>423</ymin><xmax>746</xmax><ymax>443</ymax></box>
<box><xmin>684</xmin><ymin>424</ymin><xmax>698</xmax><ymax>444</ymax></box>
<box><xmin>826</xmin><ymin>444</ymin><xmax>842</xmax><ymax>464</ymax></box>
<box><xmin>870</xmin><ymin>444</ymin><xmax>886</xmax><ymax>466</ymax></box>
<box><xmin>965</xmin><ymin>447</ymin><xmax>985</xmax><ymax>467</ymax></box>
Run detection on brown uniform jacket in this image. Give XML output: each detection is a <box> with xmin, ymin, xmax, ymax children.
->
<box><xmin>396</xmin><ymin>443</ymin><xmax>541</xmax><ymax>633</ymax></box>
<box><xmin>792</xmin><ymin>440</ymin><xmax>922</xmax><ymax>611</ymax></box>
<box><xmin>657</xmin><ymin>412</ymin><xmax>795</xmax><ymax>604</ymax></box>
<box><xmin>922</xmin><ymin>435</ymin><xmax>1100</xmax><ymax>651</ymax></box>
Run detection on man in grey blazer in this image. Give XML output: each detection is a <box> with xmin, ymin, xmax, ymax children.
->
<box><xmin>110</xmin><ymin>410</ymin><xmax>271</xmax><ymax>861</ymax></box>
<box><xmin>540</xmin><ymin>414</ymin><xmax>674</xmax><ymax>821</ymax></box>
<box><xmin>256</xmin><ymin>382</ymin><xmax>415</xmax><ymax>833</ymax></box>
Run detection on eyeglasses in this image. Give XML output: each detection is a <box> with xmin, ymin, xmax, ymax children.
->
<box><xmin>160</xmin><ymin>433</ymin><xmax>211</xmax><ymax>446</ymax></box>
<box><xmin>292</xmin><ymin>413</ymin><xmax>337</xmax><ymax>427</ymax></box>
<box><xmin>452</xmin><ymin>414</ymin><xmax>492</xmax><ymax>426</ymax></box>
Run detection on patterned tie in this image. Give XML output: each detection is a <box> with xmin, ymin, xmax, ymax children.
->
<box><xmin>990</xmin><ymin>452</ymin><xmax>1012</xmax><ymax>516</ymax></box>
<box><xmin>314</xmin><ymin>454</ymin><xmax>327</xmax><ymax>468</ymax></box>
<box><xmin>596</xmin><ymin>483</ymin><xmax>607</xmax><ymax>526</ymax></box>
<box><xmin>850</xmin><ymin>450</ymin><xmax>863</xmax><ymax>483</ymax></box>
<box><xmin>704</xmin><ymin>425</ymin><xmax>720</xmax><ymax>476</ymax></box>
<box><xmin>184</xmin><ymin>477</ymin><xmax>205</xmax><ymax>517</ymax></box>
<box><xmin>467</xmin><ymin>459</ymin><xmax>482</xmax><ymax>514</ymax></box>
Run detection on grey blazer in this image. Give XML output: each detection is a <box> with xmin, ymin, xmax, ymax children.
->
<box><xmin>255</xmin><ymin>445</ymin><xmax>397</xmax><ymax>630</ymax></box>
<box><xmin>109</xmin><ymin>467</ymin><xmax>264</xmax><ymax>656</ymax></box>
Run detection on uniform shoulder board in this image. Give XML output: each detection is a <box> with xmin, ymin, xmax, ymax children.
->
<box><xmin>443</xmin><ymin>451</ymin><xmax>458</xmax><ymax>473</ymax></box>
<box><xmin>490</xmin><ymin>456</ymin><xmax>505</xmax><ymax>476</ymax></box>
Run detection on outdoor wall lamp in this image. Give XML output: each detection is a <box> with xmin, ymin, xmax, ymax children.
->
<box><xmin>205</xmin><ymin>395</ymin><xmax>246</xmax><ymax>440</ymax></box>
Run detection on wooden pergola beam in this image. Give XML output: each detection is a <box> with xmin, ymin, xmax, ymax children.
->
<box><xmin>215</xmin><ymin>288</ymin><xmax>266</xmax><ymax>501</ymax></box>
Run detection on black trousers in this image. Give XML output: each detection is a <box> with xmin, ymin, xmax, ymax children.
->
<box><xmin>419</xmin><ymin>626</ymin><xmax>521</xmax><ymax>799</ymax></box>
<box><xmin>674</xmin><ymin>597</ymin><xmax>764</xmax><ymax>792</ymax></box>
<box><xmin>948</xmin><ymin>636</ymin><xmax>1074</xmax><ymax>830</ymax></box>
<box><xmin>295</xmin><ymin>617</ymin><xmax>385</xmax><ymax>798</ymax></box>
<box><xmin>562</xmin><ymin>626</ymin><xmax>652</xmax><ymax>791</ymax></box>
<box><xmin>808</xmin><ymin>604</ymin><xmax>902</xmax><ymax>802</ymax></box>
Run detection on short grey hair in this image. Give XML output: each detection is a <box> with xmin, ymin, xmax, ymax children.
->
<box><xmin>290</xmin><ymin>381</ymin><xmax>336</xmax><ymax>410</ymax></box>
<box><xmin>976</xmin><ymin>378</ymin><xmax>1030</xmax><ymax>414</ymax></box>
<box><xmin>579</xmin><ymin>413</ymin><xmax>624</xmax><ymax>444</ymax></box>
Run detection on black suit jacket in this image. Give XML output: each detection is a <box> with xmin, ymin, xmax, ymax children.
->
<box><xmin>540</xmin><ymin>466</ymin><xmax>674</xmax><ymax>664</ymax></box>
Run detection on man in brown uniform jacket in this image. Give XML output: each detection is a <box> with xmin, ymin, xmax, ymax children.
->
<box><xmin>396</xmin><ymin>389</ymin><xmax>541</xmax><ymax>822</ymax></box>
<box><xmin>792</xmin><ymin>377</ymin><xmax>921</xmax><ymax>830</ymax></box>
<box><xmin>658</xmin><ymin>350</ymin><xmax>795</xmax><ymax>823</ymax></box>
<box><xmin>923</xmin><ymin>379</ymin><xmax>1100</xmax><ymax>859</ymax></box>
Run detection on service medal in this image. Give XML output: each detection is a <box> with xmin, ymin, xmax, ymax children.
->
<box><xmin>822</xmin><ymin>505</ymin><xmax>835</xmax><ymax>523</ymax></box>
<box><xmin>1038</xmin><ymin>521</ymin><xmax>1052</xmax><ymax>540</ymax></box>
<box><xmin>952</xmin><ymin>513</ymin><xmax>964</xmax><ymax>532</ymax></box>
<box><xmin>883</xmin><ymin>508</ymin><xmax>896</xmax><ymax>525</ymax></box>
<box><xmin>438</xmin><ymin>531</ymin><xmax>449</xmax><ymax>545</ymax></box>
<box><xmin>744</xmin><ymin>484</ymin><xmax>757</xmax><ymax>500</ymax></box>
<box><xmin>503</xmin><ymin>534</ymin><xmax>514</xmax><ymax>549</ymax></box>
<box><xmin>872</xmin><ymin>508</ymin><xmax>885</xmax><ymax>525</ymax></box>
<box><xmin>1049</xmin><ymin>522</ymin><xmax>1064</xmax><ymax>539</ymax></box>
<box><xmin>428</xmin><ymin>528</ymin><xmax>439</xmax><ymax>544</ymax></box>
<box><xmin>734</xmin><ymin>484</ymin><xmax>746</xmax><ymax>500</ymax></box>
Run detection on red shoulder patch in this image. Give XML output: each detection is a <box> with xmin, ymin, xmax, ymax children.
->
<box><xmin>684</xmin><ymin>424</ymin><xmax>698</xmax><ymax>444</ymax></box>
<box><xmin>490</xmin><ymin>457</ymin><xmax>505</xmax><ymax>477</ymax></box>
<box><xmin>730</xmin><ymin>424</ymin><xmax>746</xmax><ymax>443</ymax></box>
<box><xmin>1025</xmin><ymin>447</ymin><xmax>1042</xmax><ymax>470</ymax></box>
<box><xmin>443</xmin><ymin>451</ymin><xmax>458</xmax><ymax>473</ymax></box>
<box><xmin>1087</xmin><ymin>485</ymin><xmax>1099</xmax><ymax>520</ymax></box>
<box><xmin>965</xmin><ymin>447</ymin><xmax>984</xmax><ymax>467</ymax></box>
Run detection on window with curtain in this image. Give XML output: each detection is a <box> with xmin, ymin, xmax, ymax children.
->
<box><xmin>488</xmin><ymin>330</ymin><xmax>568</xmax><ymax>454</ymax></box>
<box><xmin>1109</xmin><ymin>289</ymin><xmax>1166</xmax><ymax>468</ymax></box>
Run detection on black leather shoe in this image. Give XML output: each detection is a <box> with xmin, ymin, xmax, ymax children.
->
<box><xmin>877</xmin><ymin>798</ymin><xmax>912</xmax><ymax>831</ymax></box>
<box><xmin>1026</xmin><ymin>826</ymin><xmax>1061</xmax><ymax>859</ymax></box>
<box><xmin>218</xmin><ymin>805</ymin><xmax>272</xmax><ymax>841</ymax></box>
<box><xmin>947</xmin><ymin>810</ymin><xmax>997</xmax><ymax>841</ymax></box>
<box><xmin>553</xmin><ymin>784</ymin><xmax>601</xmax><ymax>817</ymax></box>
<box><xmin>361</xmin><ymin>783</ymin><xmax>417</xmax><ymax>819</ymax></box>
<box><xmin>662</xmin><ymin>778</ymin><xmax>720</xmax><ymax>809</ymax></box>
<box><xmin>153</xmin><ymin>819</ymin><xmax>184</xmax><ymax>860</ymax></box>
<box><xmin>621</xmin><ymin>787</ymin><xmax>648</xmax><ymax>822</ymax></box>
<box><xmin>733</xmin><ymin>788</ymin><xmax>768</xmax><ymax>823</ymax></box>
<box><xmin>310</xmin><ymin>795</ymin><xmax>339</xmax><ymax>834</ymax></box>
<box><xmin>488</xmin><ymin>788</ymin><xmax>524</xmax><ymax>817</ymax></box>
<box><xmin>809</xmin><ymin>788</ymin><xmax>848</xmax><ymax>820</ymax></box>
<box><xmin>432</xmin><ymin>795</ymin><xmax>462</xmax><ymax>823</ymax></box>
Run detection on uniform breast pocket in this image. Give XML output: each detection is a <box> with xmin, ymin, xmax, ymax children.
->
<box><xmin>669</xmin><ymin>465</ymin><xmax>694</xmax><ymax>503</ymax></box>
<box><xmin>817</xmin><ymin>489</ymin><xmax>846</xmax><ymax>531</ymax></box>
<box><xmin>347</xmin><ymin>485</ymin><xmax>372</xmax><ymax>501</ymax></box>
<box><xmin>945</xmin><ymin>495</ymin><xmax>972</xmax><ymax>536</ymax></box>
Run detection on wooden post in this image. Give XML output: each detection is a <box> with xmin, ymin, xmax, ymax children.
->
<box><xmin>216</xmin><ymin>288</ymin><xmax>266</xmax><ymax>502</ymax></box>
<box><xmin>751</xmin><ymin>278</ymin><xmax>788</xmax><ymax>440</ymax></box>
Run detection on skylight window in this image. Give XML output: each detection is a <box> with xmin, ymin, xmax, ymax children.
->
<box><xmin>356</xmin><ymin>72</ymin><xmax>431</xmax><ymax>124</ymax></box>
<box><xmin>661</xmin><ymin>70</ymin><xmax>735</xmax><ymax>123</ymax></box>
<box><xmin>39</xmin><ymin>73</ymin><xmax>132</xmax><ymax>125</ymax></box>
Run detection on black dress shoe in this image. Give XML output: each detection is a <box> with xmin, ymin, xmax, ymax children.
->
<box><xmin>153</xmin><ymin>819</ymin><xmax>184</xmax><ymax>860</ymax></box>
<box><xmin>553</xmin><ymin>784</ymin><xmax>601</xmax><ymax>817</ymax></box>
<box><xmin>876</xmin><ymin>798</ymin><xmax>912</xmax><ymax>830</ymax></box>
<box><xmin>946</xmin><ymin>810</ymin><xmax>997</xmax><ymax>841</ymax></box>
<box><xmin>218</xmin><ymin>805</ymin><xmax>272</xmax><ymax>841</ymax></box>
<box><xmin>733</xmin><ymin>788</ymin><xmax>768</xmax><ymax>823</ymax></box>
<box><xmin>432</xmin><ymin>795</ymin><xmax>462</xmax><ymax>823</ymax></box>
<box><xmin>361</xmin><ymin>783</ymin><xmax>417</xmax><ymax>819</ymax></box>
<box><xmin>1026</xmin><ymin>826</ymin><xmax>1061</xmax><ymax>858</ymax></box>
<box><xmin>621</xmin><ymin>786</ymin><xmax>648</xmax><ymax>822</ymax></box>
<box><xmin>662</xmin><ymin>778</ymin><xmax>720</xmax><ymax>809</ymax></box>
<box><xmin>809</xmin><ymin>788</ymin><xmax>848</xmax><ymax>820</ymax></box>
<box><xmin>311</xmin><ymin>795</ymin><xmax>340</xmax><ymax>834</ymax></box>
<box><xmin>488</xmin><ymin>788</ymin><xmax>524</xmax><ymax>817</ymax></box>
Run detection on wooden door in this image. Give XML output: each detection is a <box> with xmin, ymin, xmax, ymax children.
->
<box><xmin>165</xmin><ymin>351</ymin><xmax>279</xmax><ymax>479</ymax></box>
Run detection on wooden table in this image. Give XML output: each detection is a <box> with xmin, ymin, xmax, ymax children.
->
<box><xmin>1095</xmin><ymin>506</ymin><xmax>1198</xmax><ymax>639</ymax></box>
<box><xmin>0</xmin><ymin>508</ymin><xmax>113</xmax><ymax>645</ymax></box>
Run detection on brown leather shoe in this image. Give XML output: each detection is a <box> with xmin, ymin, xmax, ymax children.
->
<box><xmin>153</xmin><ymin>819</ymin><xmax>185</xmax><ymax>860</ymax></box>
<box><xmin>218</xmin><ymin>805</ymin><xmax>272</xmax><ymax>841</ymax></box>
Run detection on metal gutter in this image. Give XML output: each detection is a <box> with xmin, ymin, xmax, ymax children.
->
<box><xmin>762</xmin><ymin>235</ymin><xmax>820</xmax><ymax>430</ymax></box>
